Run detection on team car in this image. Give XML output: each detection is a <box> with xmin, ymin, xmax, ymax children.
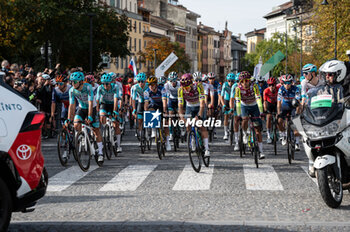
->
<box><xmin>0</xmin><ymin>72</ymin><xmax>48</xmax><ymax>231</ymax></box>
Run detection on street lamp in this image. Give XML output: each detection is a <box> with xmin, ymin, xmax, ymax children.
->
<box><xmin>87</xmin><ymin>13</ymin><xmax>96</xmax><ymax>73</ymax></box>
<box><xmin>321</xmin><ymin>0</ymin><xmax>337</xmax><ymax>59</ymax></box>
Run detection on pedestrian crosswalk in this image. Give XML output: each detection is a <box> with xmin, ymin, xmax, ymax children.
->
<box><xmin>47</xmin><ymin>163</ymin><xmax>318</xmax><ymax>194</ymax></box>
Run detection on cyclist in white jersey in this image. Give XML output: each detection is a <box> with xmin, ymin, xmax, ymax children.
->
<box><xmin>201</xmin><ymin>74</ymin><xmax>214</xmax><ymax>107</ymax></box>
<box><xmin>300</xmin><ymin>64</ymin><xmax>324</xmax><ymax>107</ymax></box>
<box><xmin>164</xmin><ymin>72</ymin><xmax>181</xmax><ymax>140</ymax></box>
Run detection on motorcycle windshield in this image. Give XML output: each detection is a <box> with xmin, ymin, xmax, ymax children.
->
<box><xmin>303</xmin><ymin>85</ymin><xmax>343</xmax><ymax>126</ymax></box>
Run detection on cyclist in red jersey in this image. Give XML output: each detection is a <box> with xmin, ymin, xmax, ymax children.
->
<box><xmin>263</xmin><ymin>77</ymin><xmax>279</xmax><ymax>143</ymax></box>
<box><xmin>123</xmin><ymin>78</ymin><xmax>134</xmax><ymax>123</ymax></box>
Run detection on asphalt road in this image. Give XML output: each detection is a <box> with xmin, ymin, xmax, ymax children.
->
<box><xmin>9</xmin><ymin>127</ymin><xmax>350</xmax><ymax>232</ymax></box>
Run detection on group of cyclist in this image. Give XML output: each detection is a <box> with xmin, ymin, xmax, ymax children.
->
<box><xmin>49</xmin><ymin>58</ymin><xmax>348</xmax><ymax>173</ymax></box>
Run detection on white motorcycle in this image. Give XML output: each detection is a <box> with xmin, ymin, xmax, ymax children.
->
<box><xmin>293</xmin><ymin>85</ymin><xmax>350</xmax><ymax>208</ymax></box>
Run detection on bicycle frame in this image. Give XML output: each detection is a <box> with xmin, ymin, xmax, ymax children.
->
<box><xmin>81</xmin><ymin>124</ymin><xmax>97</xmax><ymax>157</ymax></box>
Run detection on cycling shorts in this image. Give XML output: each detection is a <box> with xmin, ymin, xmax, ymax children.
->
<box><xmin>137</xmin><ymin>102</ymin><xmax>144</xmax><ymax>120</ymax></box>
<box><xmin>185</xmin><ymin>106</ymin><xmax>206</xmax><ymax>120</ymax></box>
<box><xmin>266</xmin><ymin>101</ymin><xmax>277</xmax><ymax>114</ymax></box>
<box><xmin>279</xmin><ymin>104</ymin><xmax>295</xmax><ymax>120</ymax></box>
<box><xmin>74</xmin><ymin>107</ymin><xmax>100</xmax><ymax>128</ymax></box>
<box><xmin>168</xmin><ymin>98</ymin><xmax>178</xmax><ymax>112</ymax></box>
<box><xmin>241</xmin><ymin>104</ymin><xmax>262</xmax><ymax>127</ymax></box>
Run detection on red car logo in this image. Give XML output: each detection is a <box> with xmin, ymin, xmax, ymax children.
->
<box><xmin>16</xmin><ymin>144</ymin><xmax>32</xmax><ymax>160</ymax></box>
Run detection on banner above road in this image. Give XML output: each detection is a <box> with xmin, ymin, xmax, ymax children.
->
<box><xmin>155</xmin><ymin>52</ymin><xmax>178</xmax><ymax>78</ymax></box>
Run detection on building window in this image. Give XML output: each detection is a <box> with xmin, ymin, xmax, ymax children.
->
<box><xmin>143</xmin><ymin>26</ymin><xmax>145</xmax><ymax>32</ymax></box>
<box><xmin>129</xmin><ymin>37</ymin><xmax>132</xmax><ymax>50</ymax></box>
<box><xmin>110</xmin><ymin>0</ymin><xmax>115</xmax><ymax>7</ymax></box>
<box><xmin>139</xmin><ymin>22</ymin><xmax>141</xmax><ymax>34</ymax></box>
<box><xmin>125</xmin><ymin>0</ymin><xmax>127</xmax><ymax>10</ymax></box>
<box><xmin>115</xmin><ymin>57</ymin><xmax>119</xmax><ymax>69</ymax></box>
<box><xmin>134</xmin><ymin>21</ymin><xmax>137</xmax><ymax>33</ymax></box>
<box><xmin>121</xmin><ymin>58</ymin><xmax>124</xmax><ymax>69</ymax></box>
<box><xmin>139</xmin><ymin>39</ymin><xmax>141</xmax><ymax>51</ymax></box>
<box><xmin>130</xmin><ymin>2</ymin><xmax>131</xmax><ymax>12</ymax></box>
<box><xmin>129</xmin><ymin>20</ymin><xmax>132</xmax><ymax>31</ymax></box>
<box><xmin>117</xmin><ymin>0</ymin><xmax>120</xmax><ymax>8</ymax></box>
<box><xmin>134</xmin><ymin>38</ymin><xmax>137</xmax><ymax>51</ymax></box>
<box><xmin>135</xmin><ymin>3</ymin><xmax>137</xmax><ymax>13</ymax></box>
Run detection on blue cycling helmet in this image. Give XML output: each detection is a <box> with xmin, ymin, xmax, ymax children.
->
<box><xmin>168</xmin><ymin>71</ymin><xmax>178</xmax><ymax>82</ymax></box>
<box><xmin>101</xmin><ymin>73</ymin><xmax>112</xmax><ymax>83</ymax></box>
<box><xmin>226</xmin><ymin>73</ymin><xmax>235</xmax><ymax>81</ymax></box>
<box><xmin>70</xmin><ymin>72</ymin><xmax>84</xmax><ymax>81</ymax></box>
<box><xmin>299</xmin><ymin>75</ymin><xmax>305</xmax><ymax>82</ymax></box>
<box><xmin>136</xmin><ymin>72</ymin><xmax>147</xmax><ymax>82</ymax></box>
<box><xmin>108</xmin><ymin>72</ymin><xmax>116</xmax><ymax>81</ymax></box>
<box><xmin>235</xmin><ymin>73</ymin><xmax>240</xmax><ymax>82</ymax></box>
<box><xmin>302</xmin><ymin>64</ymin><xmax>317</xmax><ymax>73</ymax></box>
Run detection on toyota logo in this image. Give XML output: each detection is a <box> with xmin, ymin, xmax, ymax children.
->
<box><xmin>16</xmin><ymin>145</ymin><xmax>32</xmax><ymax>160</ymax></box>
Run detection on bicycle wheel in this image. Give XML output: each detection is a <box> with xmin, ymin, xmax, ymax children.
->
<box><xmin>75</xmin><ymin>131</ymin><xmax>91</xmax><ymax>172</ymax></box>
<box><xmin>201</xmin><ymin>142</ymin><xmax>210</xmax><ymax>167</ymax></box>
<box><xmin>111</xmin><ymin>129</ymin><xmax>118</xmax><ymax>157</ymax></box>
<box><xmin>140</xmin><ymin>129</ymin><xmax>146</xmax><ymax>154</ymax></box>
<box><xmin>57</xmin><ymin>129</ymin><xmax>69</xmax><ymax>166</ymax></box>
<box><xmin>239</xmin><ymin>127</ymin><xmax>244</xmax><ymax>158</ymax></box>
<box><xmin>103</xmin><ymin>126</ymin><xmax>112</xmax><ymax>160</ymax></box>
<box><xmin>188</xmin><ymin>130</ymin><xmax>201</xmax><ymax>172</ymax></box>
<box><xmin>273</xmin><ymin>120</ymin><xmax>277</xmax><ymax>156</ymax></box>
<box><xmin>251</xmin><ymin>128</ymin><xmax>259</xmax><ymax>168</ymax></box>
<box><xmin>156</xmin><ymin>129</ymin><xmax>162</xmax><ymax>160</ymax></box>
<box><xmin>229</xmin><ymin>117</ymin><xmax>234</xmax><ymax>146</ymax></box>
<box><xmin>287</xmin><ymin>123</ymin><xmax>292</xmax><ymax>165</ymax></box>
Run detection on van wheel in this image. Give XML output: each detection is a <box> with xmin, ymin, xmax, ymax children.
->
<box><xmin>0</xmin><ymin>178</ymin><xmax>12</xmax><ymax>231</ymax></box>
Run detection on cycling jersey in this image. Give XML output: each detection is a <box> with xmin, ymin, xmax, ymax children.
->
<box><xmin>221</xmin><ymin>82</ymin><xmax>233</xmax><ymax>101</ymax></box>
<box><xmin>211</xmin><ymin>81</ymin><xmax>221</xmax><ymax>96</ymax></box>
<box><xmin>202</xmin><ymin>82</ymin><xmax>214</xmax><ymax>96</ymax></box>
<box><xmin>69</xmin><ymin>83</ymin><xmax>96</xmax><ymax>109</ymax></box>
<box><xmin>144</xmin><ymin>86</ymin><xmax>167</xmax><ymax>108</ymax></box>
<box><xmin>123</xmin><ymin>84</ymin><xmax>131</xmax><ymax>96</ymax></box>
<box><xmin>263</xmin><ymin>86</ymin><xmax>280</xmax><ymax>104</ymax></box>
<box><xmin>230</xmin><ymin>83</ymin><xmax>239</xmax><ymax>99</ymax></box>
<box><xmin>278</xmin><ymin>85</ymin><xmax>301</xmax><ymax>107</ymax></box>
<box><xmin>164</xmin><ymin>81</ymin><xmax>180</xmax><ymax>99</ymax></box>
<box><xmin>235</xmin><ymin>83</ymin><xmax>263</xmax><ymax>116</ymax></box>
<box><xmin>300</xmin><ymin>78</ymin><xmax>324</xmax><ymax>99</ymax></box>
<box><xmin>258</xmin><ymin>82</ymin><xmax>268</xmax><ymax>100</ymax></box>
<box><xmin>96</xmin><ymin>84</ymin><xmax>119</xmax><ymax>105</ymax></box>
<box><xmin>132</xmin><ymin>83</ymin><xmax>149</xmax><ymax>103</ymax></box>
<box><xmin>91</xmin><ymin>83</ymin><xmax>99</xmax><ymax>95</ymax></box>
<box><xmin>52</xmin><ymin>85</ymin><xmax>71</xmax><ymax>109</ymax></box>
<box><xmin>178</xmin><ymin>83</ymin><xmax>205</xmax><ymax>107</ymax></box>
<box><xmin>115</xmin><ymin>82</ymin><xmax>123</xmax><ymax>99</ymax></box>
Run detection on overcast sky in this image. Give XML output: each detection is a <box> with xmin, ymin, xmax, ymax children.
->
<box><xmin>179</xmin><ymin>0</ymin><xmax>289</xmax><ymax>40</ymax></box>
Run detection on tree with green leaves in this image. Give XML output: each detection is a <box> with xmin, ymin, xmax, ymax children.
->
<box><xmin>0</xmin><ymin>0</ymin><xmax>130</xmax><ymax>71</ymax></box>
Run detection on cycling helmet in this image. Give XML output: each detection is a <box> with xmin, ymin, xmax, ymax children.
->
<box><xmin>238</xmin><ymin>71</ymin><xmax>251</xmax><ymax>81</ymax></box>
<box><xmin>281</xmin><ymin>74</ymin><xmax>294</xmax><ymax>83</ymax></box>
<box><xmin>56</xmin><ymin>74</ymin><xmax>68</xmax><ymax>82</ymax></box>
<box><xmin>319</xmin><ymin>60</ymin><xmax>347</xmax><ymax>83</ymax></box>
<box><xmin>147</xmin><ymin>76</ymin><xmax>158</xmax><ymax>84</ymax></box>
<box><xmin>158</xmin><ymin>76</ymin><xmax>167</xmax><ymax>85</ymax></box>
<box><xmin>180</xmin><ymin>73</ymin><xmax>193</xmax><ymax>87</ymax></box>
<box><xmin>302</xmin><ymin>64</ymin><xmax>317</xmax><ymax>73</ymax></box>
<box><xmin>70</xmin><ymin>71</ymin><xmax>84</xmax><ymax>81</ymax></box>
<box><xmin>201</xmin><ymin>74</ymin><xmax>209</xmax><ymax>82</ymax></box>
<box><xmin>207</xmin><ymin>72</ymin><xmax>215</xmax><ymax>79</ymax></box>
<box><xmin>256</xmin><ymin>76</ymin><xmax>265</xmax><ymax>82</ymax></box>
<box><xmin>193</xmin><ymin>71</ymin><xmax>202</xmax><ymax>81</ymax></box>
<box><xmin>235</xmin><ymin>73</ymin><xmax>240</xmax><ymax>82</ymax></box>
<box><xmin>226</xmin><ymin>73</ymin><xmax>235</xmax><ymax>81</ymax></box>
<box><xmin>42</xmin><ymin>74</ymin><xmax>50</xmax><ymax>80</ymax></box>
<box><xmin>267</xmin><ymin>77</ymin><xmax>277</xmax><ymax>85</ymax></box>
<box><xmin>136</xmin><ymin>72</ymin><xmax>147</xmax><ymax>82</ymax></box>
<box><xmin>168</xmin><ymin>71</ymin><xmax>178</xmax><ymax>82</ymax></box>
<box><xmin>108</xmin><ymin>72</ymin><xmax>117</xmax><ymax>80</ymax></box>
<box><xmin>101</xmin><ymin>73</ymin><xmax>112</xmax><ymax>83</ymax></box>
<box><xmin>85</xmin><ymin>74</ymin><xmax>95</xmax><ymax>83</ymax></box>
<box><xmin>299</xmin><ymin>75</ymin><xmax>305</xmax><ymax>83</ymax></box>
<box><xmin>50</xmin><ymin>79</ymin><xmax>56</xmax><ymax>85</ymax></box>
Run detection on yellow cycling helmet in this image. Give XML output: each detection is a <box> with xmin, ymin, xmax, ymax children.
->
<box><xmin>147</xmin><ymin>76</ymin><xmax>157</xmax><ymax>84</ymax></box>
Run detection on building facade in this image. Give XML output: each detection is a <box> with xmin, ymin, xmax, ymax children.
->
<box><xmin>231</xmin><ymin>35</ymin><xmax>247</xmax><ymax>73</ymax></box>
<box><xmin>245</xmin><ymin>28</ymin><xmax>266</xmax><ymax>54</ymax></box>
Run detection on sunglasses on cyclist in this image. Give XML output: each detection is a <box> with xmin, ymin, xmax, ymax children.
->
<box><xmin>72</xmin><ymin>80</ymin><xmax>80</xmax><ymax>84</ymax></box>
<box><xmin>228</xmin><ymin>80</ymin><xmax>234</xmax><ymax>83</ymax></box>
<box><xmin>242</xmin><ymin>79</ymin><xmax>250</xmax><ymax>83</ymax></box>
<box><xmin>103</xmin><ymin>83</ymin><xmax>110</xmax><ymax>86</ymax></box>
<box><xmin>138</xmin><ymin>80</ymin><xmax>145</xmax><ymax>83</ymax></box>
<box><xmin>268</xmin><ymin>84</ymin><xmax>276</xmax><ymax>87</ymax></box>
<box><xmin>284</xmin><ymin>81</ymin><xmax>292</xmax><ymax>85</ymax></box>
<box><xmin>326</xmin><ymin>72</ymin><xmax>336</xmax><ymax>77</ymax></box>
<box><xmin>57</xmin><ymin>82</ymin><xmax>65</xmax><ymax>86</ymax></box>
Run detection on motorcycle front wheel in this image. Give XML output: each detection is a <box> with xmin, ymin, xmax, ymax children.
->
<box><xmin>317</xmin><ymin>166</ymin><xmax>343</xmax><ymax>208</ymax></box>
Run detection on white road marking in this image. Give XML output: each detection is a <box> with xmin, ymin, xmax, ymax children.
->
<box><xmin>243</xmin><ymin>164</ymin><xmax>284</xmax><ymax>191</ymax></box>
<box><xmin>173</xmin><ymin>164</ymin><xmax>214</xmax><ymax>191</ymax></box>
<box><xmin>99</xmin><ymin>165</ymin><xmax>157</xmax><ymax>191</ymax></box>
<box><xmin>301</xmin><ymin>165</ymin><xmax>318</xmax><ymax>186</ymax></box>
<box><xmin>47</xmin><ymin>166</ymin><xmax>98</xmax><ymax>192</ymax></box>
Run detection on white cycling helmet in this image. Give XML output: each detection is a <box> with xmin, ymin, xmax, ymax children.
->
<box><xmin>42</xmin><ymin>74</ymin><xmax>50</xmax><ymax>80</ymax></box>
<box><xmin>201</xmin><ymin>74</ymin><xmax>208</xmax><ymax>82</ymax></box>
<box><xmin>319</xmin><ymin>60</ymin><xmax>347</xmax><ymax>83</ymax></box>
<box><xmin>193</xmin><ymin>71</ymin><xmax>202</xmax><ymax>81</ymax></box>
<box><xmin>256</xmin><ymin>76</ymin><xmax>265</xmax><ymax>82</ymax></box>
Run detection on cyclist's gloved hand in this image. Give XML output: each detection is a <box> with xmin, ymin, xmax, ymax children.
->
<box><xmin>87</xmin><ymin>116</ymin><xmax>93</xmax><ymax>124</ymax></box>
<box><xmin>113</xmin><ymin>110</ymin><xmax>119</xmax><ymax>117</ymax></box>
<box><xmin>132</xmin><ymin>109</ymin><xmax>136</xmax><ymax>115</ymax></box>
<box><xmin>64</xmin><ymin>119</ymin><xmax>71</xmax><ymax>127</ymax></box>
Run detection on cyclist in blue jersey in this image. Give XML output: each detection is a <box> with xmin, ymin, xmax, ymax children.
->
<box><xmin>221</xmin><ymin>73</ymin><xmax>235</xmax><ymax>140</ymax></box>
<box><xmin>66</xmin><ymin>71</ymin><xmax>104</xmax><ymax>164</ymax></box>
<box><xmin>277</xmin><ymin>74</ymin><xmax>301</xmax><ymax>150</ymax></box>
<box><xmin>96</xmin><ymin>73</ymin><xmax>122</xmax><ymax>153</ymax></box>
<box><xmin>256</xmin><ymin>76</ymin><xmax>268</xmax><ymax>101</ymax></box>
<box><xmin>144</xmin><ymin>76</ymin><xmax>171</xmax><ymax>151</ymax></box>
<box><xmin>132</xmin><ymin>72</ymin><xmax>148</xmax><ymax>138</ymax></box>
<box><xmin>229</xmin><ymin>73</ymin><xmax>241</xmax><ymax>150</ymax></box>
<box><xmin>50</xmin><ymin>74</ymin><xmax>71</xmax><ymax>127</ymax></box>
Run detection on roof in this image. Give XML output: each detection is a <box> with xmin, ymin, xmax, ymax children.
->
<box><xmin>245</xmin><ymin>28</ymin><xmax>266</xmax><ymax>37</ymax></box>
<box><xmin>263</xmin><ymin>1</ymin><xmax>293</xmax><ymax>19</ymax></box>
